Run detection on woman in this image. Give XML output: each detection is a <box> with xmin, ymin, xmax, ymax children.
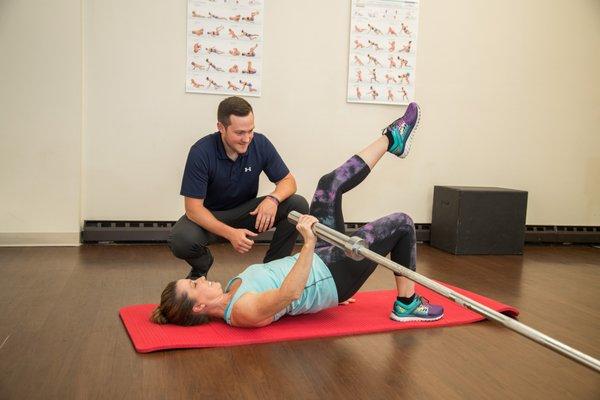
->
<box><xmin>152</xmin><ymin>103</ymin><xmax>444</xmax><ymax>327</ymax></box>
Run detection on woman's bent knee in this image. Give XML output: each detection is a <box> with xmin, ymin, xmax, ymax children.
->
<box><xmin>390</xmin><ymin>212</ymin><xmax>414</xmax><ymax>228</ymax></box>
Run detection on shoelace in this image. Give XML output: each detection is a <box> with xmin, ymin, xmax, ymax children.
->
<box><xmin>382</xmin><ymin>119</ymin><xmax>406</xmax><ymax>136</ymax></box>
<box><xmin>416</xmin><ymin>295</ymin><xmax>432</xmax><ymax>309</ymax></box>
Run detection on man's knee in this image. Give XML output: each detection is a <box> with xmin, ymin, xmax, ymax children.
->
<box><xmin>168</xmin><ymin>217</ymin><xmax>209</xmax><ymax>259</ymax></box>
<box><xmin>281</xmin><ymin>194</ymin><xmax>309</xmax><ymax>214</ymax></box>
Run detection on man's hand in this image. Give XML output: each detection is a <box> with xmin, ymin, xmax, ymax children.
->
<box><xmin>228</xmin><ymin>228</ymin><xmax>258</xmax><ymax>253</ymax></box>
<box><xmin>249</xmin><ymin>197</ymin><xmax>278</xmax><ymax>233</ymax></box>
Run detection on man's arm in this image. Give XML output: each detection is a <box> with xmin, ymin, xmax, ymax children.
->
<box><xmin>269</xmin><ymin>172</ymin><xmax>297</xmax><ymax>203</ymax></box>
<box><xmin>185</xmin><ymin>197</ymin><xmax>257</xmax><ymax>253</ymax></box>
<box><xmin>230</xmin><ymin>215</ymin><xmax>318</xmax><ymax>327</ymax></box>
<box><xmin>249</xmin><ymin>172</ymin><xmax>297</xmax><ymax>232</ymax></box>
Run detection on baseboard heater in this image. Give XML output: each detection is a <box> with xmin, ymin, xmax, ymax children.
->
<box><xmin>81</xmin><ymin>221</ymin><xmax>600</xmax><ymax>245</ymax></box>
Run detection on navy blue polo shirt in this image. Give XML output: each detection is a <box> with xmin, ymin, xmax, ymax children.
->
<box><xmin>180</xmin><ymin>132</ymin><xmax>289</xmax><ymax>211</ymax></box>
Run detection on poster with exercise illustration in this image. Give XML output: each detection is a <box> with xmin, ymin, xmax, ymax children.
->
<box><xmin>347</xmin><ymin>0</ymin><xmax>419</xmax><ymax>105</ymax></box>
<box><xmin>186</xmin><ymin>0</ymin><xmax>264</xmax><ymax>96</ymax></box>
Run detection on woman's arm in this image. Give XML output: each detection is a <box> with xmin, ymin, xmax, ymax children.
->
<box><xmin>231</xmin><ymin>215</ymin><xmax>317</xmax><ymax>327</ymax></box>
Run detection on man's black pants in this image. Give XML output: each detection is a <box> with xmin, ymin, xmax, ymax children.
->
<box><xmin>168</xmin><ymin>194</ymin><xmax>309</xmax><ymax>278</ymax></box>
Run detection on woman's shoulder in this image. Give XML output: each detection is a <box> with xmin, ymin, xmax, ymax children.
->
<box><xmin>229</xmin><ymin>291</ymin><xmax>272</xmax><ymax>328</ymax></box>
<box><xmin>225</xmin><ymin>278</ymin><xmax>267</xmax><ymax>326</ymax></box>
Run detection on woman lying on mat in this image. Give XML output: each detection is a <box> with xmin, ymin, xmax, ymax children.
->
<box><xmin>151</xmin><ymin>103</ymin><xmax>444</xmax><ymax>327</ymax></box>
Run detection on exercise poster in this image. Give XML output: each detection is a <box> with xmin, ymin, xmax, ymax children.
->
<box><xmin>347</xmin><ymin>0</ymin><xmax>420</xmax><ymax>105</ymax></box>
<box><xmin>186</xmin><ymin>0</ymin><xmax>264</xmax><ymax>97</ymax></box>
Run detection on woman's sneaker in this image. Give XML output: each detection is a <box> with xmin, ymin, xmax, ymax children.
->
<box><xmin>390</xmin><ymin>294</ymin><xmax>444</xmax><ymax>322</ymax></box>
<box><xmin>382</xmin><ymin>102</ymin><xmax>421</xmax><ymax>158</ymax></box>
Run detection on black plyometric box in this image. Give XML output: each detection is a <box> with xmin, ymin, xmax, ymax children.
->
<box><xmin>430</xmin><ymin>186</ymin><xmax>528</xmax><ymax>255</ymax></box>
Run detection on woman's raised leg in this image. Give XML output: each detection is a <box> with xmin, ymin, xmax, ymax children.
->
<box><xmin>308</xmin><ymin>134</ymin><xmax>392</xmax><ymax>239</ymax></box>
<box><xmin>309</xmin><ymin>102</ymin><xmax>421</xmax><ymax>236</ymax></box>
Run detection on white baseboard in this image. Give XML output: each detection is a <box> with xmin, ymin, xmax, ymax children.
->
<box><xmin>0</xmin><ymin>233</ymin><xmax>81</xmax><ymax>247</ymax></box>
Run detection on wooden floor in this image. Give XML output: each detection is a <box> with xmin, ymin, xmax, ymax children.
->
<box><xmin>0</xmin><ymin>243</ymin><xmax>598</xmax><ymax>399</ymax></box>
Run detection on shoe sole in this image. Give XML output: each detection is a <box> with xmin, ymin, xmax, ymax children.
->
<box><xmin>389</xmin><ymin>312</ymin><xmax>444</xmax><ymax>322</ymax></box>
<box><xmin>399</xmin><ymin>103</ymin><xmax>421</xmax><ymax>158</ymax></box>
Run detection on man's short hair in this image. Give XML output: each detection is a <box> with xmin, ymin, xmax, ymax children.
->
<box><xmin>218</xmin><ymin>96</ymin><xmax>253</xmax><ymax>127</ymax></box>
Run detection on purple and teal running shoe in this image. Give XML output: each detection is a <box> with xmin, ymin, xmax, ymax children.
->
<box><xmin>382</xmin><ymin>102</ymin><xmax>421</xmax><ymax>158</ymax></box>
<box><xmin>390</xmin><ymin>295</ymin><xmax>444</xmax><ymax>322</ymax></box>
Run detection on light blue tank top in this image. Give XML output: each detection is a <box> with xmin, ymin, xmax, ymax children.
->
<box><xmin>223</xmin><ymin>253</ymin><xmax>338</xmax><ymax>325</ymax></box>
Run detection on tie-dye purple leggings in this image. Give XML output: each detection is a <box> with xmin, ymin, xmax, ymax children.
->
<box><xmin>311</xmin><ymin>155</ymin><xmax>417</xmax><ymax>302</ymax></box>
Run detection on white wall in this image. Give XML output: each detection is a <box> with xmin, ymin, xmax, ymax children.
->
<box><xmin>83</xmin><ymin>0</ymin><xmax>600</xmax><ymax>225</ymax></box>
<box><xmin>1</xmin><ymin>0</ymin><xmax>599</xmax><ymax>245</ymax></box>
<box><xmin>0</xmin><ymin>0</ymin><xmax>82</xmax><ymax>245</ymax></box>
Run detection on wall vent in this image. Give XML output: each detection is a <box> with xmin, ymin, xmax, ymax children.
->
<box><xmin>525</xmin><ymin>225</ymin><xmax>600</xmax><ymax>244</ymax></box>
<box><xmin>81</xmin><ymin>221</ymin><xmax>600</xmax><ymax>245</ymax></box>
<box><xmin>82</xmin><ymin>221</ymin><xmax>174</xmax><ymax>243</ymax></box>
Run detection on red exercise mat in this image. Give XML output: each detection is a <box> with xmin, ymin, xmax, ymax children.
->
<box><xmin>120</xmin><ymin>282</ymin><xmax>519</xmax><ymax>353</ymax></box>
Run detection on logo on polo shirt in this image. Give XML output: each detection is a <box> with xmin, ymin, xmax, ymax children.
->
<box><xmin>244</xmin><ymin>167</ymin><xmax>252</xmax><ymax>172</ymax></box>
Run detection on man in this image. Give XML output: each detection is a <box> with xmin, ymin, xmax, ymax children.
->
<box><xmin>169</xmin><ymin>96</ymin><xmax>309</xmax><ymax>279</ymax></box>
